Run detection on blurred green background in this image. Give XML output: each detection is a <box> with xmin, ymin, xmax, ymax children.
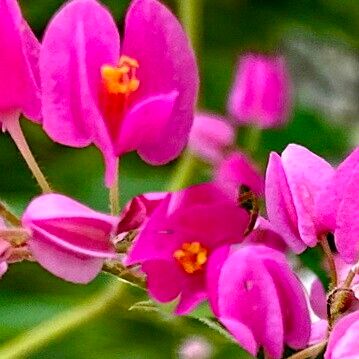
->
<box><xmin>0</xmin><ymin>0</ymin><xmax>358</xmax><ymax>358</ymax></box>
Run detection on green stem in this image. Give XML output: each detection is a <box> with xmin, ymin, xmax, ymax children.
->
<box><xmin>178</xmin><ymin>0</ymin><xmax>202</xmax><ymax>53</ymax></box>
<box><xmin>5</xmin><ymin>117</ymin><xmax>51</xmax><ymax>194</ymax></box>
<box><xmin>109</xmin><ymin>159</ymin><xmax>120</xmax><ymax>215</ymax></box>
<box><xmin>243</xmin><ymin>126</ymin><xmax>262</xmax><ymax>157</ymax></box>
<box><xmin>167</xmin><ymin>150</ymin><xmax>198</xmax><ymax>191</ymax></box>
<box><xmin>0</xmin><ymin>280</ymin><xmax>125</xmax><ymax>359</ymax></box>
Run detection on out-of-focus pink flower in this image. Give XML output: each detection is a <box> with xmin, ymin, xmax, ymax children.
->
<box><xmin>0</xmin><ymin>0</ymin><xmax>41</xmax><ymax>129</ymax></box>
<box><xmin>207</xmin><ymin>245</ymin><xmax>310</xmax><ymax>358</ymax></box>
<box><xmin>178</xmin><ymin>336</ymin><xmax>212</xmax><ymax>359</ymax></box>
<box><xmin>325</xmin><ymin>310</ymin><xmax>359</xmax><ymax>359</ymax></box>
<box><xmin>187</xmin><ymin>112</ymin><xmax>234</xmax><ymax>164</ymax></box>
<box><xmin>265</xmin><ymin>144</ymin><xmax>334</xmax><ymax>253</ymax></box>
<box><xmin>40</xmin><ymin>0</ymin><xmax>198</xmax><ymax>187</ymax></box>
<box><xmin>215</xmin><ymin>151</ymin><xmax>264</xmax><ymax>197</ymax></box>
<box><xmin>315</xmin><ymin>148</ymin><xmax>359</xmax><ymax>263</ymax></box>
<box><xmin>22</xmin><ymin>194</ymin><xmax>118</xmax><ymax>284</ymax></box>
<box><xmin>228</xmin><ymin>53</ymin><xmax>292</xmax><ymax>128</ymax></box>
<box><xmin>126</xmin><ymin>183</ymin><xmax>249</xmax><ymax>314</ymax></box>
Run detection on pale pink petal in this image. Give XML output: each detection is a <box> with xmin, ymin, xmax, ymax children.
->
<box><xmin>281</xmin><ymin>144</ymin><xmax>334</xmax><ymax>247</ymax></box>
<box><xmin>309</xmin><ymin>320</ymin><xmax>328</xmax><ymax>345</ymax></box>
<box><xmin>29</xmin><ymin>237</ymin><xmax>104</xmax><ymax>284</ymax></box>
<box><xmin>123</xmin><ymin>0</ymin><xmax>199</xmax><ymax>164</ymax></box>
<box><xmin>265</xmin><ymin>152</ymin><xmax>305</xmax><ymax>253</ymax></box>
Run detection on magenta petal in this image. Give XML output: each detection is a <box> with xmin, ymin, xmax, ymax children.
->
<box><xmin>264</xmin><ymin>258</ymin><xmax>310</xmax><ymax>349</ymax></box>
<box><xmin>281</xmin><ymin>144</ymin><xmax>334</xmax><ymax>247</ymax></box>
<box><xmin>206</xmin><ymin>246</ymin><xmax>231</xmax><ymax>316</ymax></box>
<box><xmin>265</xmin><ymin>152</ymin><xmax>305</xmax><ymax>253</ymax></box>
<box><xmin>217</xmin><ymin>250</ymin><xmax>284</xmax><ymax>359</ymax></box>
<box><xmin>123</xmin><ymin>0</ymin><xmax>199</xmax><ymax>164</ymax></box>
<box><xmin>316</xmin><ymin>148</ymin><xmax>359</xmax><ymax>232</ymax></box>
<box><xmin>310</xmin><ymin>279</ymin><xmax>327</xmax><ymax>319</ymax></box>
<box><xmin>116</xmin><ymin>91</ymin><xmax>178</xmax><ymax>156</ymax></box>
<box><xmin>335</xmin><ymin>164</ymin><xmax>359</xmax><ymax>263</ymax></box>
<box><xmin>220</xmin><ymin>318</ymin><xmax>258</xmax><ymax>356</ymax></box>
<box><xmin>29</xmin><ymin>237</ymin><xmax>104</xmax><ymax>284</ymax></box>
<box><xmin>142</xmin><ymin>260</ymin><xmax>184</xmax><ymax>303</ymax></box>
<box><xmin>40</xmin><ymin>0</ymin><xmax>119</xmax><ymax>182</ymax></box>
<box><xmin>0</xmin><ymin>0</ymin><xmax>41</xmax><ymax>120</ymax></box>
<box><xmin>175</xmin><ymin>275</ymin><xmax>207</xmax><ymax>315</ymax></box>
<box><xmin>117</xmin><ymin>196</ymin><xmax>147</xmax><ymax>234</ymax></box>
<box><xmin>325</xmin><ymin>311</ymin><xmax>359</xmax><ymax>359</ymax></box>
<box><xmin>125</xmin><ymin>195</ymin><xmax>182</xmax><ymax>264</ymax></box>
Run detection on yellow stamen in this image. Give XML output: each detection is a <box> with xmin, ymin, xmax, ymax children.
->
<box><xmin>174</xmin><ymin>242</ymin><xmax>208</xmax><ymax>274</ymax></box>
<box><xmin>101</xmin><ymin>55</ymin><xmax>140</xmax><ymax>95</ymax></box>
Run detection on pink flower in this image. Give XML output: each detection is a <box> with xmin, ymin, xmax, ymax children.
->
<box><xmin>228</xmin><ymin>53</ymin><xmax>292</xmax><ymax>128</ymax></box>
<box><xmin>40</xmin><ymin>0</ymin><xmax>199</xmax><ymax>187</ymax></box>
<box><xmin>187</xmin><ymin>112</ymin><xmax>234</xmax><ymax>164</ymax></box>
<box><xmin>325</xmin><ymin>310</ymin><xmax>359</xmax><ymax>359</ymax></box>
<box><xmin>265</xmin><ymin>144</ymin><xmax>334</xmax><ymax>253</ymax></box>
<box><xmin>315</xmin><ymin>148</ymin><xmax>359</xmax><ymax>263</ymax></box>
<box><xmin>22</xmin><ymin>194</ymin><xmax>118</xmax><ymax>284</ymax></box>
<box><xmin>215</xmin><ymin>151</ymin><xmax>264</xmax><ymax>197</ymax></box>
<box><xmin>207</xmin><ymin>245</ymin><xmax>310</xmax><ymax>358</ymax></box>
<box><xmin>126</xmin><ymin>183</ymin><xmax>249</xmax><ymax>314</ymax></box>
<box><xmin>0</xmin><ymin>0</ymin><xmax>41</xmax><ymax>129</ymax></box>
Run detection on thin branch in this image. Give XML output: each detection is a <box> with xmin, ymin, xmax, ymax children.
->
<box><xmin>319</xmin><ymin>234</ymin><xmax>337</xmax><ymax>288</ymax></box>
<box><xmin>286</xmin><ymin>340</ymin><xmax>327</xmax><ymax>359</ymax></box>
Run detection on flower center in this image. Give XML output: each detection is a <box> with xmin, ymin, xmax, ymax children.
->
<box><xmin>99</xmin><ymin>55</ymin><xmax>140</xmax><ymax>140</ymax></box>
<box><xmin>101</xmin><ymin>55</ymin><xmax>140</xmax><ymax>96</ymax></box>
<box><xmin>173</xmin><ymin>242</ymin><xmax>208</xmax><ymax>274</ymax></box>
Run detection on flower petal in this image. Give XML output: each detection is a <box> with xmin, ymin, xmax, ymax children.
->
<box><xmin>29</xmin><ymin>237</ymin><xmax>104</xmax><ymax>284</ymax></box>
<box><xmin>40</xmin><ymin>0</ymin><xmax>119</xmax><ymax>186</ymax></box>
<box><xmin>141</xmin><ymin>259</ymin><xmax>184</xmax><ymax>303</ymax></box>
<box><xmin>0</xmin><ymin>0</ymin><xmax>41</xmax><ymax>120</ymax></box>
<box><xmin>335</xmin><ymin>164</ymin><xmax>359</xmax><ymax>263</ymax></box>
<box><xmin>316</xmin><ymin>148</ymin><xmax>359</xmax><ymax>233</ymax></box>
<box><xmin>266</xmin><ymin>152</ymin><xmax>305</xmax><ymax>253</ymax></box>
<box><xmin>116</xmin><ymin>91</ymin><xmax>178</xmax><ymax>156</ymax></box>
<box><xmin>281</xmin><ymin>144</ymin><xmax>334</xmax><ymax>247</ymax></box>
<box><xmin>123</xmin><ymin>0</ymin><xmax>199</xmax><ymax>164</ymax></box>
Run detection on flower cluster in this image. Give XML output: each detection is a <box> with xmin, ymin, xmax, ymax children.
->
<box><xmin>0</xmin><ymin>0</ymin><xmax>358</xmax><ymax>358</ymax></box>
